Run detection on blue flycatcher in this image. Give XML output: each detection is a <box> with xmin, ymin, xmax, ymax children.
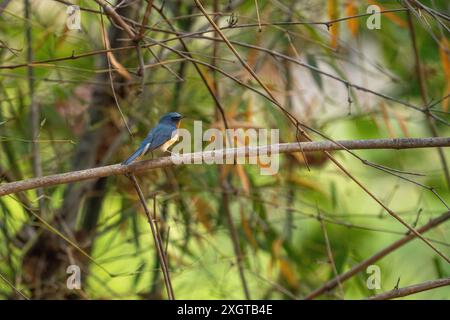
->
<box><xmin>122</xmin><ymin>112</ymin><xmax>183</xmax><ymax>165</ymax></box>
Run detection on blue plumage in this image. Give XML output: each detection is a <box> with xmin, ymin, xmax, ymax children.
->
<box><xmin>122</xmin><ymin>112</ymin><xmax>183</xmax><ymax>165</ymax></box>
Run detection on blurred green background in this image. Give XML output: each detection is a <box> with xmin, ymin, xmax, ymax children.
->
<box><xmin>0</xmin><ymin>0</ymin><xmax>449</xmax><ymax>299</ymax></box>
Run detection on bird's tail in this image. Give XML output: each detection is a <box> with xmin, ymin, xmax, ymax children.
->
<box><xmin>122</xmin><ymin>147</ymin><xmax>143</xmax><ymax>165</ymax></box>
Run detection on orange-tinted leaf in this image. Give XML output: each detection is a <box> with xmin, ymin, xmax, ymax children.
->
<box><xmin>328</xmin><ymin>0</ymin><xmax>339</xmax><ymax>49</ymax></box>
<box><xmin>101</xmin><ymin>24</ymin><xmax>132</xmax><ymax>80</ymax></box>
<box><xmin>345</xmin><ymin>0</ymin><xmax>358</xmax><ymax>37</ymax></box>
<box><xmin>439</xmin><ymin>37</ymin><xmax>450</xmax><ymax>111</ymax></box>
<box><xmin>368</xmin><ymin>0</ymin><xmax>407</xmax><ymax>28</ymax></box>
<box><xmin>288</xmin><ymin>176</ymin><xmax>323</xmax><ymax>194</ymax></box>
<box><xmin>271</xmin><ymin>238</ymin><xmax>283</xmax><ymax>258</ymax></box>
<box><xmin>279</xmin><ymin>257</ymin><xmax>299</xmax><ymax>288</ymax></box>
<box><xmin>393</xmin><ymin>110</ymin><xmax>409</xmax><ymax>137</ymax></box>
<box><xmin>235</xmin><ymin>165</ymin><xmax>250</xmax><ymax>196</ymax></box>
<box><xmin>240</xmin><ymin>206</ymin><xmax>258</xmax><ymax>249</ymax></box>
<box><xmin>380</xmin><ymin>103</ymin><xmax>395</xmax><ymax>138</ymax></box>
<box><xmin>193</xmin><ymin>196</ymin><xmax>213</xmax><ymax>232</ymax></box>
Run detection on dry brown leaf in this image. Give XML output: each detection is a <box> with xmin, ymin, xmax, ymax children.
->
<box><xmin>101</xmin><ymin>24</ymin><xmax>132</xmax><ymax>81</ymax></box>
<box><xmin>393</xmin><ymin>110</ymin><xmax>410</xmax><ymax>137</ymax></box>
<box><xmin>235</xmin><ymin>165</ymin><xmax>250</xmax><ymax>196</ymax></box>
<box><xmin>439</xmin><ymin>37</ymin><xmax>450</xmax><ymax>111</ymax></box>
<box><xmin>193</xmin><ymin>196</ymin><xmax>214</xmax><ymax>232</ymax></box>
<box><xmin>345</xmin><ymin>0</ymin><xmax>359</xmax><ymax>37</ymax></box>
<box><xmin>288</xmin><ymin>176</ymin><xmax>323</xmax><ymax>194</ymax></box>
<box><xmin>279</xmin><ymin>257</ymin><xmax>299</xmax><ymax>289</ymax></box>
<box><xmin>380</xmin><ymin>102</ymin><xmax>395</xmax><ymax>138</ymax></box>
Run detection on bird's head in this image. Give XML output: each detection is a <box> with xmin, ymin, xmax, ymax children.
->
<box><xmin>159</xmin><ymin>112</ymin><xmax>184</xmax><ymax>127</ymax></box>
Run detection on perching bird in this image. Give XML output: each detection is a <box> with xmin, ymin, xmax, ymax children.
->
<box><xmin>122</xmin><ymin>112</ymin><xmax>183</xmax><ymax>165</ymax></box>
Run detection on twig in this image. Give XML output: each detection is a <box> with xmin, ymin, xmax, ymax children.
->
<box><xmin>305</xmin><ymin>211</ymin><xmax>450</xmax><ymax>299</ymax></box>
<box><xmin>99</xmin><ymin>7</ymin><xmax>133</xmax><ymax>136</ymax></box>
<box><xmin>24</xmin><ymin>0</ymin><xmax>45</xmax><ymax>213</ymax></box>
<box><xmin>191</xmin><ymin>1</ymin><xmax>450</xmax><ymax>263</ymax></box>
<box><xmin>94</xmin><ymin>0</ymin><xmax>136</xmax><ymax>39</ymax></box>
<box><xmin>0</xmin><ymin>271</ymin><xmax>29</xmax><ymax>300</ymax></box>
<box><xmin>318</xmin><ymin>210</ymin><xmax>344</xmax><ymax>299</ymax></box>
<box><xmin>128</xmin><ymin>174</ymin><xmax>174</xmax><ymax>300</ymax></box>
<box><xmin>367</xmin><ymin>277</ymin><xmax>450</xmax><ymax>300</ymax></box>
<box><xmin>406</xmin><ymin>9</ymin><xmax>450</xmax><ymax>189</ymax></box>
<box><xmin>0</xmin><ymin>137</ymin><xmax>449</xmax><ymax>196</ymax></box>
<box><xmin>136</xmin><ymin>0</ymin><xmax>154</xmax><ymax>41</ymax></box>
<box><xmin>222</xmin><ymin>180</ymin><xmax>251</xmax><ymax>299</ymax></box>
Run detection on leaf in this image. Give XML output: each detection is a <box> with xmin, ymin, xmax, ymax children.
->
<box><xmin>107</xmin><ymin>51</ymin><xmax>132</xmax><ymax>81</ymax></box>
<box><xmin>193</xmin><ymin>196</ymin><xmax>213</xmax><ymax>232</ymax></box>
<box><xmin>327</xmin><ymin>0</ymin><xmax>339</xmax><ymax>49</ymax></box>
<box><xmin>271</xmin><ymin>237</ymin><xmax>283</xmax><ymax>259</ymax></box>
<box><xmin>368</xmin><ymin>0</ymin><xmax>407</xmax><ymax>28</ymax></box>
<box><xmin>101</xmin><ymin>23</ymin><xmax>132</xmax><ymax>81</ymax></box>
<box><xmin>235</xmin><ymin>165</ymin><xmax>250</xmax><ymax>196</ymax></box>
<box><xmin>306</xmin><ymin>54</ymin><xmax>323</xmax><ymax>90</ymax></box>
<box><xmin>240</xmin><ymin>206</ymin><xmax>258</xmax><ymax>249</ymax></box>
<box><xmin>345</xmin><ymin>0</ymin><xmax>358</xmax><ymax>37</ymax></box>
<box><xmin>288</xmin><ymin>176</ymin><xmax>324</xmax><ymax>194</ymax></box>
<box><xmin>439</xmin><ymin>37</ymin><xmax>450</xmax><ymax>111</ymax></box>
<box><xmin>279</xmin><ymin>257</ymin><xmax>299</xmax><ymax>289</ymax></box>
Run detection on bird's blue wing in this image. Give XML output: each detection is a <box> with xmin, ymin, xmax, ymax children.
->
<box><xmin>122</xmin><ymin>124</ymin><xmax>174</xmax><ymax>165</ymax></box>
<box><xmin>144</xmin><ymin>124</ymin><xmax>174</xmax><ymax>152</ymax></box>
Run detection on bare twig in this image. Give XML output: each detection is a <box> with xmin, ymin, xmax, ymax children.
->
<box><xmin>222</xmin><ymin>180</ymin><xmax>251</xmax><ymax>299</ymax></box>
<box><xmin>318</xmin><ymin>211</ymin><xmax>344</xmax><ymax>299</ymax></box>
<box><xmin>128</xmin><ymin>174</ymin><xmax>174</xmax><ymax>300</ymax></box>
<box><xmin>367</xmin><ymin>277</ymin><xmax>450</xmax><ymax>300</ymax></box>
<box><xmin>0</xmin><ymin>271</ymin><xmax>29</xmax><ymax>300</ymax></box>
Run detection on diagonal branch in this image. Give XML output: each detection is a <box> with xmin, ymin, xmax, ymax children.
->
<box><xmin>193</xmin><ymin>0</ymin><xmax>450</xmax><ymax>264</ymax></box>
<box><xmin>367</xmin><ymin>277</ymin><xmax>450</xmax><ymax>300</ymax></box>
<box><xmin>305</xmin><ymin>211</ymin><xmax>450</xmax><ymax>299</ymax></box>
<box><xmin>94</xmin><ymin>0</ymin><xmax>136</xmax><ymax>39</ymax></box>
<box><xmin>129</xmin><ymin>174</ymin><xmax>175</xmax><ymax>300</ymax></box>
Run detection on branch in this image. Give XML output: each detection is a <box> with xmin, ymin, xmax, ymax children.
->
<box><xmin>0</xmin><ymin>137</ymin><xmax>449</xmax><ymax>196</ymax></box>
<box><xmin>367</xmin><ymin>277</ymin><xmax>450</xmax><ymax>300</ymax></box>
<box><xmin>305</xmin><ymin>211</ymin><xmax>450</xmax><ymax>299</ymax></box>
<box><xmin>94</xmin><ymin>0</ymin><xmax>136</xmax><ymax>39</ymax></box>
<box><xmin>129</xmin><ymin>174</ymin><xmax>174</xmax><ymax>300</ymax></box>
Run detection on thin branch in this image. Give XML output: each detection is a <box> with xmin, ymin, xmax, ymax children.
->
<box><xmin>0</xmin><ymin>271</ymin><xmax>29</xmax><ymax>300</ymax></box>
<box><xmin>128</xmin><ymin>174</ymin><xmax>174</xmax><ymax>300</ymax></box>
<box><xmin>305</xmin><ymin>211</ymin><xmax>450</xmax><ymax>300</ymax></box>
<box><xmin>24</xmin><ymin>0</ymin><xmax>45</xmax><ymax>212</ymax></box>
<box><xmin>318</xmin><ymin>211</ymin><xmax>344</xmax><ymax>299</ymax></box>
<box><xmin>367</xmin><ymin>277</ymin><xmax>450</xmax><ymax>300</ymax></box>
<box><xmin>222</xmin><ymin>180</ymin><xmax>251</xmax><ymax>299</ymax></box>
<box><xmin>0</xmin><ymin>137</ymin><xmax>449</xmax><ymax>196</ymax></box>
<box><xmin>94</xmin><ymin>0</ymin><xmax>136</xmax><ymax>39</ymax></box>
<box><xmin>406</xmin><ymin>9</ymin><xmax>450</xmax><ymax>189</ymax></box>
<box><xmin>192</xmin><ymin>0</ymin><xmax>450</xmax><ymax>264</ymax></box>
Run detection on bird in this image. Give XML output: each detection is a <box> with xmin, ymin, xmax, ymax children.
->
<box><xmin>122</xmin><ymin>112</ymin><xmax>183</xmax><ymax>165</ymax></box>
